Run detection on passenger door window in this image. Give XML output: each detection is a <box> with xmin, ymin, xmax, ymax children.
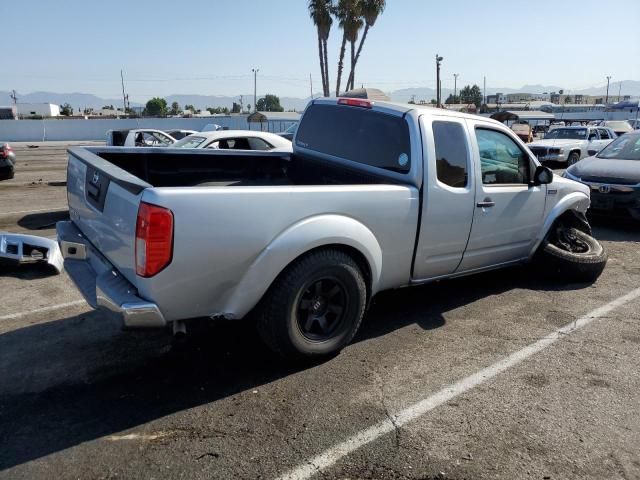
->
<box><xmin>432</xmin><ymin>121</ymin><xmax>468</xmax><ymax>188</ymax></box>
<box><xmin>475</xmin><ymin>128</ymin><xmax>531</xmax><ymax>185</ymax></box>
<box><xmin>597</xmin><ymin>128</ymin><xmax>610</xmax><ymax>140</ymax></box>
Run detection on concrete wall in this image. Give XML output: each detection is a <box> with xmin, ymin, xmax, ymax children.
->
<box><xmin>0</xmin><ymin>116</ymin><xmax>298</xmax><ymax>142</ymax></box>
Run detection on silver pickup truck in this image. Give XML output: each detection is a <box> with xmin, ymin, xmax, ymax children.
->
<box><xmin>57</xmin><ymin>98</ymin><xmax>607</xmax><ymax>358</ymax></box>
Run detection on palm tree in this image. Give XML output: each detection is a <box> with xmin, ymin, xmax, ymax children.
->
<box><xmin>345</xmin><ymin>0</ymin><xmax>385</xmax><ymax>91</ymax></box>
<box><xmin>334</xmin><ymin>0</ymin><xmax>360</xmax><ymax>96</ymax></box>
<box><xmin>308</xmin><ymin>0</ymin><xmax>333</xmax><ymax>97</ymax></box>
<box><xmin>345</xmin><ymin>12</ymin><xmax>364</xmax><ymax>93</ymax></box>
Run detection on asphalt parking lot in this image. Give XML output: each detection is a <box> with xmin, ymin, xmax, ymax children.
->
<box><xmin>1</xmin><ymin>143</ymin><xmax>639</xmax><ymax>480</ymax></box>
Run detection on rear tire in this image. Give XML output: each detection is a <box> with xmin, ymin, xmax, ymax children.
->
<box><xmin>257</xmin><ymin>249</ymin><xmax>366</xmax><ymax>359</ymax></box>
<box><xmin>538</xmin><ymin>225</ymin><xmax>607</xmax><ymax>282</ymax></box>
<box><xmin>567</xmin><ymin>151</ymin><xmax>580</xmax><ymax>166</ymax></box>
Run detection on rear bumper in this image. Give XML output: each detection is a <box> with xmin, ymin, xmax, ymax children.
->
<box><xmin>0</xmin><ymin>232</ymin><xmax>63</xmax><ymax>271</ymax></box>
<box><xmin>56</xmin><ymin>220</ymin><xmax>166</xmax><ymax>328</ymax></box>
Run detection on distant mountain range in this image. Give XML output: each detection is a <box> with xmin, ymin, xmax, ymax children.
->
<box><xmin>2</xmin><ymin>81</ymin><xmax>639</xmax><ymax>112</ymax></box>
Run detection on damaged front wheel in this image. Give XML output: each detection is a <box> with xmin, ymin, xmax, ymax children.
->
<box><xmin>537</xmin><ymin>224</ymin><xmax>607</xmax><ymax>282</ymax></box>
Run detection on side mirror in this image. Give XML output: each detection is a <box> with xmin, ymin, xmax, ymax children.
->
<box><xmin>533</xmin><ymin>165</ymin><xmax>553</xmax><ymax>185</ymax></box>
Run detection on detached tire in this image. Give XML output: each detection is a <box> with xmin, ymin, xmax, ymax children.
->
<box><xmin>538</xmin><ymin>226</ymin><xmax>607</xmax><ymax>282</ymax></box>
<box><xmin>257</xmin><ymin>249</ymin><xmax>366</xmax><ymax>359</ymax></box>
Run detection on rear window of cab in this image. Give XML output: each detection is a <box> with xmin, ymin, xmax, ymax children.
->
<box><xmin>295</xmin><ymin>104</ymin><xmax>411</xmax><ymax>173</ymax></box>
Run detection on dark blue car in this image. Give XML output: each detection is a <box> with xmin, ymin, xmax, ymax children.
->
<box><xmin>564</xmin><ymin>132</ymin><xmax>640</xmax><ymax>220</ymax></box>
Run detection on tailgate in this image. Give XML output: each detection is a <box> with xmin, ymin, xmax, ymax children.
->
<box><xmin>66</xmin><ymin>147</ymin><xmax>151</xmax><ymax>286</ymax></box>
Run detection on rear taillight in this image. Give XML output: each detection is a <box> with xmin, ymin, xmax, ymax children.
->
<box><xmin>135</xmin><ymin>202</ymin><xmax>174</xmax><ymax>277</ymax></box>
<box><xmin>337</xmin><ymin>97</ymin><xmax>373</xmax><ymax>108</ymax></box>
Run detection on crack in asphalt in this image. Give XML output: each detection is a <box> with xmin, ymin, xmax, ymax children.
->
<box><xmin>372</xmin><ymin>368</ymin><xmax>401</xmax><ymax>452</ymax></box>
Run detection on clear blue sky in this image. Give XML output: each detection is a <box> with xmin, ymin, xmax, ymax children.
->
<box><xmin>2</xmin><ymin>0</ymin><xmax>638</xmax><ymax>101</ymax></box>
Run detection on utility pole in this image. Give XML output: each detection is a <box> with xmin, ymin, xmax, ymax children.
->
<box><xmin>618</xmin><ymin>81</ymin><xmax>622</xmax><ymax>102</ymax></box>
<box><xmin>453</xmin><ymin>73</ymin><xmax>459</xmax><ymax>103</ymax></box>
<box><xmin>120</xmin><ymin>70</ymin><xmax>127</xmax><ymax>114</ymax></box>
<box><xmin>10</xmin><ymin>90</ymin><xmax>17</xmax><ymax>119</ymax></box>
<box><xmin>435</xmin><ymin>54</ymin><xmax>443</xmax><ymax>107</ymax></box>
<box><xmin>483</xmin><ymin>76</ymin><xmax>486</xmax><ymax>106</ymax></box>
<box><xmin>252</xmin><ymin>68</ymin><xmax>259</xmax><ymax>112</ymax></box>
<box><xmin>605</xmin><ymin>75</ymin><xmax>611</xmax><ymax>104</ymax></box>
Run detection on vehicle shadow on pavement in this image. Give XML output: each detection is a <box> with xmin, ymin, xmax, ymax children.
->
<box><xmin>590</xmin><ymin>216</ymin><xmax>640</xmax><ymax>242</ymax></box>
<box><xmin>0</xmin><ymin>262</ymin><xmax>60</xmax><ymax>279</ymax></box>
<box><xmin>16</xmin><ymin>210</ymin><xmax>69</xmax><ymax>231</ymax></box>
<box><xmin>0</xmin><ymin>265</ymin><xmax>593</xmax><ymax>470</ymax></box>
<box><xmin>356</xmin><ymin>265</ymin><xmax>591</xmax><ymax>343</ymax></box>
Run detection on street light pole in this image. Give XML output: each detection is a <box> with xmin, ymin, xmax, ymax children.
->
<box><xmin>435</xmin><ymin>54</ymin><xmax>443</xmax><ymax>107</ymax></box>
<box><xmin>618</xmin><ymin>81</ymin><xmax>622</xmax><ymax>102</ymax></box>
<box><xmin>605</xmin><ymin>75</ymin><xmax>611</xmax><ymax>104</ymax></box>
<box><xmin>453</xmin><ymin>73</ymin><xmax>459</xmax><ymax>103</ymax></box>
<box><xmin>252</xmin><ymin>68</ymin><xmax>259</xmax><ymax>112</ymax></box>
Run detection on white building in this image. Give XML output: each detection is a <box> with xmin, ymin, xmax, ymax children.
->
<box><xmin>17</xmin><ymin>103</ymin><xmax>61</xmax><ymax>118</ymax></box>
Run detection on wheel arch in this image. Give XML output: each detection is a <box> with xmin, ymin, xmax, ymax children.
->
<box><xmin>220</xmin><ymin>215</ymin><xmax>382</xmax><ymax>319</ymax></box>
<box><xmin>529</xmin><ymin>191</ymin><xmax>591</xmax><ymax>259</ymax></box>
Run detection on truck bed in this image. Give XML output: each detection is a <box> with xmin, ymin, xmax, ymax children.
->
<box><xmin>94</xmin><ymin>148</ymin><xmax>399</xmax><ymax>188</ymax></box>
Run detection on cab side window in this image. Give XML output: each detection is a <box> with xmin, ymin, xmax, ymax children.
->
<box><xmin>475</xmin><ymin>129</ymin><xmax>530</xmax><ymax>185</ymax></box>
<box><xmin>433</xmin><ymin>121</ymin><xmax>468</xmax><ymax>188</ymax></box>
<box><xmin>597</xmin><ymin>128</ymin><xmax>610</xmax><ymax>140</ymax></box>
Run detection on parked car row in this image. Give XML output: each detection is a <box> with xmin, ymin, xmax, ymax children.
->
<box><xmin>105</xmin><ymin>123</ymin><xmax>298</xmax><ymax>153</ymax></box>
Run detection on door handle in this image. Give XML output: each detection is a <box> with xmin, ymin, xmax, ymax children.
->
<box><xmin>476</xmin><ymin>198</ymin><xmax>495</xmax><ymax>208</ymax></box>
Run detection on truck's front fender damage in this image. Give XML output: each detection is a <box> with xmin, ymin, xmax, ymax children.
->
<box><xmin>529</xmin><ymin>191</ymin><xmax>591</xmax><ymax>259</ymax></box>
<box><xmin>220</xmin><ymin>215</ymin><xmax>383</xmax><ymax>319</ymax></box>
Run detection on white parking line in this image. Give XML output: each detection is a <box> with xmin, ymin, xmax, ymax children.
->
<box><xmin>278</xmin><ymin>287</ymin><xmax>640</xmax><ymax>480</ymax></box>
<box><xmin>1</xmin><ymin>207</ymin><xmax>67</xmax><ymax>216</ymax></box>
<box><xmin>0</xmin><ymin>300</ymin><xmax>86</xmax><ymax>322</ymax></box>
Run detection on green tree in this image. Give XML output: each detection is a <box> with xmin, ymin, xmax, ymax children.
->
<box><xmin>346</xmin><ymin>0</ymin><xmax>385</xmax><ymax>91</ymax></box>
<box><xmin>246</xmin><ymin>104</ymin><xmax>251</xmax><ymax>113</ymax></box>
<box><xmin>102</xmin><ymin>104</ymin><xmax>114</xmax><ymax>110</ymax></box>
<box><xmin>430</xmin><ymin>99</ymin><xmax>437</xmax><ymax>105</ymax></box>
<box><xmin>231</xmin><ymin>102</ymin><xmax>242</xmax><ymax>113</ymax></box>
<box><xmin>459</xmin><ymin>85</ymin><xmax>483</xmax><ymax>107</ymax></box>
<box><xmin>445</xmin><ymin>94</ymin><xmax>460</xmax><ymax>104</ymax></box>
<box><xmin>256</xmin><ymin>94</ymin><xmax>284</xmax><ymax>112</ymax></box>
<box><xmin>308</xmin><ymin>0</ymin><xmax>333</xmax><ymax>97</ymax></box>
<box><xmin>60</xmin><ymin>103</ymin><xmax>73</xmax><ymax>116</ymax></box>
<box><xmin>170</xmin><ymin>101</ymin><xmax>181</xmax><ymax>115</ymax></box>
<box><xmin>144</xmin><ymin>97</ymin><xmax>168</xmax><ymax>116</ymax></box>
<box><xmin>184</xmin><ymin>104</ymin><xmax>196</xmax><ymax>113</ymax></box>
<box><xmin>564</xmin><ymin>96</ymin><xmax>572</xmax><ymax>104</ymax></box>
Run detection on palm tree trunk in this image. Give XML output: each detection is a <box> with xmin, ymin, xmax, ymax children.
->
<box><xmin>347</xmin><ymin>42</ymin><xmax>355</xmax><ymax>91</ymax></box>
<box><xmin>317</xmin><ymin>31</ymin><xmax>326</xmax><ymax>97</ymax></box>
<box><xmin>335</xmin><ymin>33</ymin><xmax>347</xmax><ymax>96</ymax></box>
<box><xmin>346</xmin><ymin>25</ymin><xmax>369</xmax><ymax>93</ymax></box>
<box><xmin>323</xmin><ymin>39</ymin><xmax>330</xmax><ymax>97</ymax></box>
